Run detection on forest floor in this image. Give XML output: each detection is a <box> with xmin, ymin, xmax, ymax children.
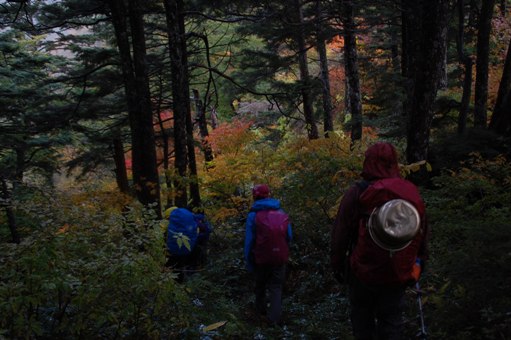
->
<box><xmin>181</xmin><ymin>224</ymin><xmax>424</xmax><ymax>339</ymax></box>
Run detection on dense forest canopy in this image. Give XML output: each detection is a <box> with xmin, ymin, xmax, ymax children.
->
<box><xmin>1</xmin><ymin>0</ymin><xmax>510</xmax><ymax>338</ymax></box>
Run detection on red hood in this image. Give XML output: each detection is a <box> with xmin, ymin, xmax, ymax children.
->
<box><xmin>361</xmin><ymin>142</ymin><xmax>401</xmax><ymax>180</ymax></box>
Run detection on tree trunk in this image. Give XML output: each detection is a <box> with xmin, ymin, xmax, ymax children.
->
<box><xmin>294</xmin><ymin>0</ymin><xmax>319</xmax><ymax>140</ymax></box>
<box><xmin>186</xmin><ymin>107</ymin><xmax>202</xmax><ymax>208</ymax></box>
<box><xmin>490</xmin><ymin>93</ymin><xmax>511</xmax><ymax>136</ymax></box>
<box><xmin>128</xmin><ymin>0</ymin><xmax>161</xmax><ymax>215</ymax></box>
<box><xmin>344</xmin><ymin>76</ymin><xmax>350</xmax><ymax>116</ymax></box>
<box><xmin>458</xmin><ymin>57</ymin><xmax>473</xmax><ymax>134</ymax></box>
<box><xmin>405</xmin><ymin>0</ymin><xmax>449</xmax><ymax>163</ymax></box>
<box><xmin>164</xmin><ymin>0</ymin><xmax>201</xmax><ymax>208</ymax></box>
<box><xmin>318</xmin><ymin>36</ymin><xmax>334</xmax><ymax>136</ymax></box>
<box><xmin>177</xmin><ymin>0</ymin><xmax>201</xmax><ymax>209</ymax></box>
<box><xmin>210</xmin><ymin>107</ymin><xmax>219</xmax><ymax>129</ymax></box>
<box><xmin>316</xmin><ymin>0</ymin><xmax>334</xmax><ymax>136</ymax></box>
<box><xmin>342</xmin><ymin>0</ymin><xmax>362</xmax><ymax>145</ymax></box>
<box><xmin>112</xmin><ymin>136</ymin><xmax>130</xmax><ymax>194</ymax></box>
<box><xmin>389</xmin><ymin>17</ymin><xmax>402</xmax><ymax>117</ymax></box>
<box><xmin>489</xmin><ymin>37</ymin><xmax>511</xmax><ymax>134</ymax></box>
<box><xmin>164</xmin><ymin>0</ymin><xmax>189</xmax><ymax>208</ymax></box>
<box><xmin>401</xmin><ymin>1</ymin><xmax>421</xmax><ymax>120</ymax></box>
<box><xmin>456</xmin><ymin>0</ymin><xmax>473</xmax><ymax>135</ymax></box>
<box><xmin>155</xmin><ymin>110</ymin><xmax>175</xmax><ymax>208</ymax></box>
<box><xmin>439</xmin><ymin>38</ymin><xmax>448</xmax><ymax>89</ymax></box>
<box><xmin>474</xmin><ymin>0</ymin><xmax>495</xmax><ymax>127</ymax></box>
<box><xmin>1</xmin><ymin>177</ymin><xmax>20</xmax><ymax>244</ymax></box>
<box><xmin>108</xmin><ymin>0</ymin><xmax>161</xmax><ymax>215</ymax></box>
<box><xmin>193</xmin><ymin>89</ymin><xmax>214</xmax><ymax>162</ymax></box>
<box><xmin>390</xmin><ymin>18</ymin><xmax>400</xmax><ymax>74</ymax></box>
<box><xmin>499</xmin><ymin>0</ymin><xmax>506</xmax><ymax>15</ymax></box>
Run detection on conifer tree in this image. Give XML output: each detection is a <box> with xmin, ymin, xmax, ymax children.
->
<box><xmin>0</xmin><ymin>30</ymin><xmax>73</xmax><ymax>242</ymax></box>
<box><xmin>341</xmin><ymin>0</ymin><xmax>362</xmax><ymax>144</ymax></box>
<box><xmin>403</xmin><ymin>0</ymin><xmax>449</xmax><ymax>163</ymax></box>
<box><xmin>107</xmin><ymin>0</ymin><xmax>161</xmax><ymax>214</ymax></box>
<box><xmin>474</xmin><ymin>0</ymin><xmax>496</xmax><ymax>128</ymax></box>
<box><xmin>489</xmin><ymin>37</ymin><xmax>511</xmax><ymax>135</ymax></box>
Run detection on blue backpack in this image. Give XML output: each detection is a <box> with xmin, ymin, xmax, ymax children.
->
<box><xmin>166</xmin><ymin>208</ymin><xmax>198</xmax><ymax>256</ymax></box>
<box><xmin>193</xmin><ymin>213</ymin><xmax>212</xmax><ymax>242</ymax></box>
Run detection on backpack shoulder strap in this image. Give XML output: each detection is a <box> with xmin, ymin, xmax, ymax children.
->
<box><xmin>346</xmin><ymin>180</ymin><xmax>371</xmax><ymax>254</ymax></box>
<box><xmin>356</xmin><ymin>180</ymin><xmax>370</xmax><ymax>192</ymax></box>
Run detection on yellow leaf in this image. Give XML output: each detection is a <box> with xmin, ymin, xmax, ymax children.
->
<box><xmin>410</xmin><ymin>164</ymin><xmax>420</xmax><ymax>172</ymax></box>
<box><xmin>202</xmin><ymin>321</ymin><xmax>227</xmax><ymax>332</ymax></box>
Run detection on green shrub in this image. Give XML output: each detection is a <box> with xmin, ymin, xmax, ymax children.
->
<box><xmin>423</xmin><ymin>153</ymin><xmax>511</xmax><ymax>338</ymax></box>
<box><xmin>0</xmin><ymin>201</ymin><xmax>193</xmax><ymax>338</ymax></box>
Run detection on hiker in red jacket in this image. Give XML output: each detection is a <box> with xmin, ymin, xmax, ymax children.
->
<box><xmin>331</xmin><ymin>142</ymin><xmax>429</xmax><ymax>340</ymax></box>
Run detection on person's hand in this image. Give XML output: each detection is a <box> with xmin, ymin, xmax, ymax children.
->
<box><xmin>410</xmin><ymin>258</ymin><xmax>423</xmax><ymax>283</ymax></box>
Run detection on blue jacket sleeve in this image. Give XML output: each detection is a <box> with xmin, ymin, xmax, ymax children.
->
<box><xmin>287</xmin><ymin>222</ymin><xmax>293</xmax><ymax>244</ymax></box>
<box><xmin>244</xmin><ymin>212</ymin><xmax>256</xmax><ymax>272</ymax></box>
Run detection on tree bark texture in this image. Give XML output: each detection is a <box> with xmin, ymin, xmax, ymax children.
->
<box><xmin>193</xmin><ymin>89</ymin><xmax>214</xmax><ymax>162</ymax></box>
<box><xmin>108</xmin><ymin>0</ymin><xmax>161</xmax><ymax>214</ymax></box>
<box><xmin>404</xmin><ymin>0</ymin><xmax>449</xmax><ymax>163</ymax></box>
<box><xmin>316</xmin><ymin>0</ymin><xmax>334</xmax><ymax>136</ymax></box>
<box><xmin>1</xmin><ymin>177</ymin><xmax>20</xmax><ymax>244</ymax></box>
<box><xmin>294</xmin><ymin>0</ymin><xmax>319</xmax><ymax>140</ymax></box>
<box><xmin>164</xmin><ymin>0</ymin><xmax>201</xmax><ymax>208</ymax></box>
<box><xmin>401</xmin><ymin>0</ymin><xmax>421</xmax><ymax>119</ymax></box>
<box><xmin>489</xmin><ymin>37</ymin><xmax>511</xmax><ymax>134</ymax></box>
<box><xmin>474</xmin><ymin>0</ymin><xmax>495</xmax><ymax>127</ymax></box>
<box><xmin>164</xmin><ymin>0</ymin><xmax>189</xmax><ymax>208</ymax></box>
<box><xmin>458</xmin><ymin>57</ymin><xmax>473</xmax><ymax>134</ymax></box>
<box><xmin>155</xmin><ymin>111</ymin><xmax>176</xmax><ymax>208</ymax></box>
<box><xmin>342</xmin><ymin>0</ymin><xmax>362</xmax><ymax>144</ymax></box>
<box><xmin>389</xmin><ymin>17</ymin><xmax>403</xmax><ymax>118</ymax></box>
<box><xmin>186</xmin><ymin>99</ymin><xmax>202</xmax><ymax>208</ymax></box>
<box><xmin>179</xmin><ymin>0</ymin><xmax>201</xmax><ymax>209</ymax></box>
<box><xmin>128</xmin><ymin>0</ymin><xmax>161</xmax><ymax>214</ymax></box>
<box><xmin>112</xmin><ymin>136</ymin><xmax>130</xmax><ymax>194</ymax></box>
<box><xmin>456</xmin><ymin>0</ymin><xmax>472</xmax><ymax>134</ymax></box>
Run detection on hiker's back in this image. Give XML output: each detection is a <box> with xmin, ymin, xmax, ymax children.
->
<box><xmin>244</xmin><ymin>184</ymin><xmax>293</xmax><ymax>325</ymax></box>
<box><xmin>166</xmin><ymin>208</ymin><xmax>198</xmax><ymax>256</ymax></box>
<box><xmin>351</xmin><ymin>177</ymin><xmax>426</xmax><ymax>285</ymax></box>
<box><xmin>253</xmin><ymin>209</ymin><xmax>290</xmax><ymax>265</ymax></box>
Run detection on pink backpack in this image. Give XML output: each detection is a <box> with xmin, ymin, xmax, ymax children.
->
<box><xmin>253</xmin><ymin>210</ymin><xmax>289</xmax><ymax>265</ymax></box>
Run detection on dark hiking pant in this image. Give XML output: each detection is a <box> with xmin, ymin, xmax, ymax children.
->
<box><xmin>254</xmin><ymin>264</ymin><xmax>286</xmax><ymax>324</ymax></box>
<box><xmin>349</xmin><ymin>275</ymin><xmax>406</xmax><ymax>340</ymax></box>
<box><xmin>165</xmin><ymin>244</ymin><xmax>206</xmax><ymax>283</ymax></box>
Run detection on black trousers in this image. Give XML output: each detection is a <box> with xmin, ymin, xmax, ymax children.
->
<box><xmin>254</xmin><ymin>264</ymin><xmax>286</xmax><ymax>324</ymax></box>
<box><xmin>349</xmin><ymin>274</ymin><xmax>406</xmax><ymax>340</ymax></box>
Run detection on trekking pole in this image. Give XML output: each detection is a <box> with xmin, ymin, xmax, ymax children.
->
<box><xmin>415</xmin><ymin>281</ymin><xmax>428</xmax><ymax>339</ymax></box>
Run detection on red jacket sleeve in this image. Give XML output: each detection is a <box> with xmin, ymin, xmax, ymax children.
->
<box><xmin>330</xmin><ymin>184</ymin><xmax>364</xmax><ymax>270</ymax></box>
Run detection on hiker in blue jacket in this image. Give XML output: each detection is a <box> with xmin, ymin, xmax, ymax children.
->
<box><xmin>164</xmin><ymin>207</ymin><xmax>212</xmax><ymax>282</ymax></box>
<box><xmin>244</xmin><ymin>184</ymin><xmax>292</xmax><ymax>325</ymax></box>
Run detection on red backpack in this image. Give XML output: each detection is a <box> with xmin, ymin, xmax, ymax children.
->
<box><xmin>350</xmin><ymin>177</ymin><xmax>426</xmax><ymax>284</ymax></box>
<box><xmin>253</xmin><ymin>209</ymin><xmax>290</xmax><ymax>265</ymax></box>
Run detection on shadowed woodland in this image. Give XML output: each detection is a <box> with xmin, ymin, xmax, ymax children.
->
<box><xmin>1</xmin><ymin>0</ymin><xmax>510</xmax><ymax>339</ymax></box>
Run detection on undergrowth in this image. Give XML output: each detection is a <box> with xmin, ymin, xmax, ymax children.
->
<box><xmin>1</xmin><ymin>125</ymin><xmax>510</xmax><ymax>338</ymax></box>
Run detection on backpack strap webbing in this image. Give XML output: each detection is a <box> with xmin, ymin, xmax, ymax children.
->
<box><xmin>347</xmin><ymin>180</ymin><xmax>371</xmax><ymax>255</ymax></box>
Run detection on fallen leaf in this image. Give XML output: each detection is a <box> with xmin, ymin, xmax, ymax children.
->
<box><xmin>202</xmin><ymin>321</ymin><xmax>227</xmax><ymax>332</ymax></box>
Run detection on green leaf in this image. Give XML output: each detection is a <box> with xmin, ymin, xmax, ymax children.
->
<box><xmin>173</xmin><ymin>233</ymin><xmax>191</xmax><ymax>251</ymax></box>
